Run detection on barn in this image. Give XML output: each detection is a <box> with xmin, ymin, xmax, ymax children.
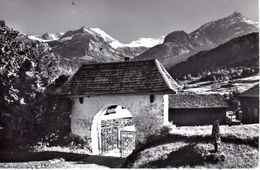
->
<box><xmin>168</xmin><ymin>94</ymin><xmax>228</xmax><ymax>126</ymax></box>
<box><xmin>60</xmin><ymin>59</ymin><xmax>179</xmax><ymax>157</ymax></box>
<box><xmin>239</xmin><ymin>84</ymin><xmax>259</xmax><ymax>124</ymax></box>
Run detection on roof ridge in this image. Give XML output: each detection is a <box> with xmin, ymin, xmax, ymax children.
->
<box><xmin>155</xmin><ymin>59</ymin><xmax>180</xmax><ymax>93</ymax></box>
<box><xmin>59</xmin><ymin>66</ymin><xmax>81</xmax><ymax>95</ymax></box>
<box><xmin>170</xmin><ymin>93</ymin><xmax>223</xmax><ymax>96</ymax></box>
<box><xmin>81</xmin><ymin>59</ymin><xmax>156</xmax><ymax>66</ymax></box>
<box><xmin>239</xmin><ymin>83</ymin><xmax>259</xmax><ymax>97</ymax></box>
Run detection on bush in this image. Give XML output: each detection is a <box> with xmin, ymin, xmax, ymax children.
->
<box><xmin>143</xmin><ymin>123</ymin><xmax>173</xmax><ymax>146</ymax></box>
<box><xmin>0</xmin><ymin>24</ymin><xmax>62</xmax><ymax>149</ymax></box>
<box><xmin>33</xmin><ymin>132</ymin><xmax>91</xmax><ymax>152</ymax></box>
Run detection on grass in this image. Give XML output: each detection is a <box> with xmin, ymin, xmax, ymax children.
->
<box><xmin>123</xmin><ymin>124</ymin><xmax>259</xmax><ymax>168</ymax></box>
<box><xmin>183</xmin><ymin>74</ymin><xmax>259</xmax><ymax>94</ymax></box>
<box><xmin>124</xmin><ymin>139</ymin><xmax>258</xmax><ymax>168</ymax></box>
<box><xmin>170</xmin><ymin>124</ymin><xmax>259</xmax><ymax>141</ymax></box>
<box><xmin>0</xmin><ymin>124</ymin><xmax>258</xmax><ymax>168</ymax></box>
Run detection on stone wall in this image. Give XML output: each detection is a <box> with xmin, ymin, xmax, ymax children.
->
<box><xmin>70</xmin><ymin>94</ymin><xmax>168</xmax><ymax>149</ymax></box>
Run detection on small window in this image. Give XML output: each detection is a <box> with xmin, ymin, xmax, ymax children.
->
<box><xmin>79</xmin><ymin>97</ymin><xmax>84</xmax><ymax>104</ymax></box>
<box><xmin>105</xmin><ymin>105</ymin><xmax>117</xmax><ymax>115</ymax></box>
<box><xmin>150</xmin><ymin>95</ymin><xmax>155</xmax><ymax>103</ymax></box>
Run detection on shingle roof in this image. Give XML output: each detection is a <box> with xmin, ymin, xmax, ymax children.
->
<box><xmin>169</xmin><ymin>94</ymin><xmax>228</xmax><ymax>109</ymax></box>
<box><xmin>239</xmin><ymin>84</ymin><xmax>259</xmax><ymax>98</ymax></box>
<box><xmin>60</xmin><ymin>59</ymin><xmax>180</xmax><ymax>96</ymax></box>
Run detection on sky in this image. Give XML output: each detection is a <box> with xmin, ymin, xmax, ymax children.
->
<box><xmin>0</xmin><ymin>0</ymin><xmax>258</xmax><ymax>43</ymax></box>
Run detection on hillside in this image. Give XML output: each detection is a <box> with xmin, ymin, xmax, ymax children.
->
<box><xmin>133</xmin><ymin>12</ymin><xmax>258</xmax><ymax>68</ymax></box>
<box><xmin>123</xmin><ymin>124</ymin><xmax>259</xmax><ymax>169</ymax></box>
<box><xmin>169</xmin><ymin>32</ymin><xmax>259</xmax><ymax>79</ymax></box>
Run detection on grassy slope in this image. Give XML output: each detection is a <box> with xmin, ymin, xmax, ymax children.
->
<box><xmin>124</xmin><ymin>124</ymin><xmax>259</xmax><ymax>168</ymax></box>
<box><xmin>129</xmin><ymin>142</ymin><xmax>258</xmax><ymax>168</ymax></box>
<box><xmin>170</xmin><ymin>124</ymin><xmax>259</xmax><ymax>140</ymax></box>
<box><xmin>183</xmin><ymin>74</ymin><xmax>259</xmax><ymax>94</ymax></box>
<box><xmin>169</xmin><ymin>32</ymin><xmax>259</xmax><ymax>79</ymax></box>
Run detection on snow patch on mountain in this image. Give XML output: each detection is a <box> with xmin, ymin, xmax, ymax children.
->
<box><xmin>29</xmin><ymin>33</ymin><xmax>64</xmax><ymax>42</ymax></box>
<box><xmin>179</xmin><ymin>49</ymin><xmax>190</xmax><ymax>55</ymax></box>
<box><xmin>126</xmin><ymin>36</ymin><xmax>164</xmax><ymax>48</ymax></box>
<box><xmin>90</xmin><ymin>27</ymin><xmax>163</xmax><ymax>48</ymax></box>
<box><xmin>28</xmin><ymin>35</ymin><xmax>49</xmax><ymax>42</ymax></box>
<box><xmin>242</xmin><ymin>18</ymin><xmax>259</xmax><ymax>27</ymax></box>
<box><xmin>90</xmin><ymin>28</ymin><xmax>123</xmax><ymax>48</ymax></box>
<box><xmin>60</xmin><ymin>36</ymin><xmax>73</xmax><ymax>41</ymax></box>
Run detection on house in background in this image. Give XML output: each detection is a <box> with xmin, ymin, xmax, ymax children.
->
<box><xmin>239</xmin><ymin>84</ymin><xmax>259</xmax><ymax>124</ymax></box>
<box><xmin>169</xmin><ymin>94</ymin><xmax>228</xmax><ymax>126</ymax></box>
<box><xmin>60</xmin><ymin>59</ymin><xmax>179</xmax><ymax>157</ymax></box>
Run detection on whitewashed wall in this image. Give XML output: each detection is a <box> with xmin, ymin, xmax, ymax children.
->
<box><xmin>70</xmin><ymin>94</ymin><xmax>169</xmax><ymax>148</ymax></box>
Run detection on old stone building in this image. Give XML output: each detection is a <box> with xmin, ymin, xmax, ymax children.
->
<box><xmin>169</xmin><ymin>94</ymin><xmax>228</xmax><ymax>126</ymax></box>
<box><xmin>60</xmin><ymin>59</ymin><xmax>179</xmax><ymax>157</ymax></box>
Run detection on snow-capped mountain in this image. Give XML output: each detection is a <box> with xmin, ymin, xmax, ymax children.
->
<box><xmin>81</xmin><ymin>27</ymin><xmax>164</xmax><ymax>48</ymax></box>
<box><xmin>89</xmin><ymin>27</ymin><xmax>123</xmax><ymax>49</ymax></box>
<box><xmin>28</xmin><ymin>32</ymin><xmax>64</xmax><ymax>42</ymax></box>
<box><xmin>27</xmin><ymin>12</ymin><xmax>258</xmax><ymax>67</ymax></box>
<box><xmin>126</xmin><ymin>36</ymin><xmax>164</xmax><ymax>48</ymax></box>
<box><xmin>45</xmin><ymin>26</ymin><xmax>126</xmax><ymax>63</ymax></box>
<box><xmin>133</xmin><ymin>12</ymin><xmax>258</xmax><ymax>68</ymax></box>
<box><xmin>28</xmin><ymin>27</ymin><xmax>164</xmax><ymax>63</ymax></box>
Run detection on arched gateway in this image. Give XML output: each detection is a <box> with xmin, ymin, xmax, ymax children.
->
<box><xmin>91</xmin><ymin>105</ymin><xmax>136</xmax><ymax>157</ymax></box>
<box><xmin>59</xmin><ymin>60</ymin><xmax>179</xmax><ymax>158</ymax></box>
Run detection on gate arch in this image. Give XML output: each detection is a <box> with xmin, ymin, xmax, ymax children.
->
<box><xmin>91</xmin><ymin>105</ymin><xmax>136</xmax><ymax>157</ymax></box>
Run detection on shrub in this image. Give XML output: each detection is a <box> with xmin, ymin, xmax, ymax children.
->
<box><xmin>143</xmin><ymin>123</ymin><xmax>173</xmax><ymax>146</ymax></box>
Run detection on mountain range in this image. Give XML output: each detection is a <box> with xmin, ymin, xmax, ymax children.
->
<box><xmin>29</xmin><ymin>27</ymin><xmax>164</xmax><ymax>64</ymax></box>
<box><xmin>27</xmin><ymin>12</ymin><xmax>258</xmax><ymax>68</ymax></box>
<box><xmin>133</xmin><ymin>12</ymin><xmax>258</xmax><ymax>68</ymax></box>
<box><xmin>169</xmin><ymin>32</ymin><xmax>259</xmax><ymax>79</ymax></box>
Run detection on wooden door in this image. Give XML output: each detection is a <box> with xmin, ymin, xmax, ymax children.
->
<box><xmin>100</xmin><ymin>118</ymin><xmax>135</xmax><ymax>157</ymax></box>
<box><xmin>100</xmin><ymin>120</ymin><xmax>119</xmax><ymax>154</ymax></box>
<box><xmin>120</xmin><ymin>130</ymin><xmax>136</xmax><ymax>157</ymax></box>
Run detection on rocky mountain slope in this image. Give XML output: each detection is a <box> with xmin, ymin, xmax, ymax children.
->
<box><xmin>46</xmin><ymin>27</ymin><xmax>124</xmax><ymax>64</ymax></box>
<box><xmin>169</xmin><ymin>32</ymin><xmax>259</xmax><ymax>79</ymax></box>
<box><xmin>29</xmin><ymin>32</ymin><xmax>64</xmax><ymax>42</ymax></box>
<box><xmin>29</xmin><ymin>27</ymin><xmax>164</xmax><ymax>64</ymax></box>
<box><xmin>133</xmin><ymin>12</ymin><xmax>258</xmax><ymax>68</ymax></box>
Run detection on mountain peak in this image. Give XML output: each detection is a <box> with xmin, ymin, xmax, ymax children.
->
<box><xmin>135</xmin><ymin>12</ymin><xmax>258</xmax><ymax>68</ymax></box>
<box><xmin>164</xmin><ymin>31</ymin><xmax>190</xmax><ymax>43</ymax></box>
<box><xmin>229</xmin><ymin>12</ymin><xmax>244</xmax><ymax>18</ymax></box>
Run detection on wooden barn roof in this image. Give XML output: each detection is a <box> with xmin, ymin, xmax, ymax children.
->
<box><xmin>60</xmin><ymin>59</ymin><xmax>180</xmax><ymax>96</ymax></box>
<box><xmin>239</xmin><ymin>84</ymin><xmax>259</xmax><ymax>98</ymax></box>
<box><xmin>169</xmin><ymin>94</ymin><xmax>228</xmax><ymax>109</ymax></box>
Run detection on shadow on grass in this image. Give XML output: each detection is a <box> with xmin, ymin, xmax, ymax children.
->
<box><xmin>0</xmin><ymin>151</ymin><xmax>127</xmax><ymax>168</ymax></box>
<box><xmin>140</xmin><ymin>143</ymin><xmax>207</xmax><ymax>168</ymax></box>
<box><xmin>77</xmin><ymin>155</ymin><xmax>126</xmax><ymax>168</ymax></box>
<box><xmin>0</xmin><ymin>151</ymin><xmax>88</xmax><ymax>162</ymax></box>
<box><xmin>122</xmin><ymin>133</ymin><xmax>258</xmax><ymax>168</ymax></box>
